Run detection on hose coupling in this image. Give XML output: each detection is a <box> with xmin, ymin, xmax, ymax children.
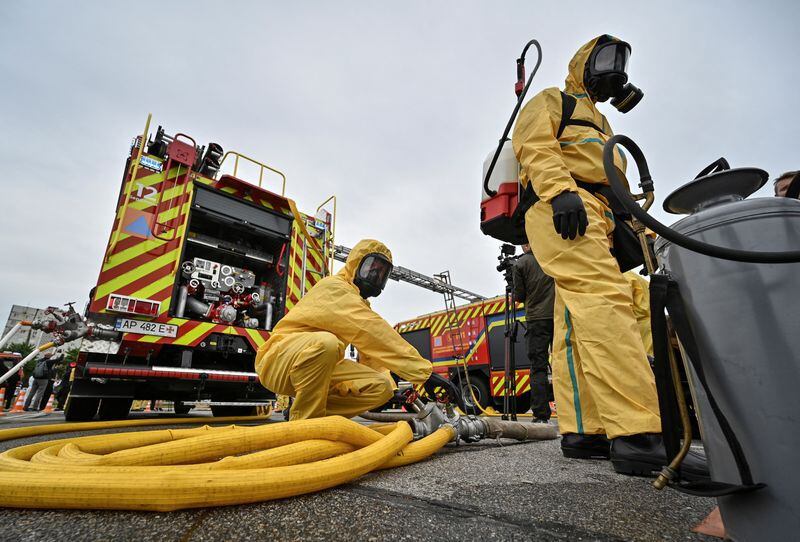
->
<box><xmin>409</xmin><ymin>402</ymin><xmax>448</xmax><ymax>439</ymax></box>
<box><xmin>653</xmin><ymin>466</ymin><xmax>677</xmax><ymax>490</ymax></box>
<box><xmin>452</xmin><ymin>415</ymin><xmax>488</xmax><ymax>443</ymax></box>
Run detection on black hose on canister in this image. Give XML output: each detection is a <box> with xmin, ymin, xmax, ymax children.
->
<box><xmin>602</xmin><ymin>135</ymin><xmax>800</xmax><ymax>263</ymax></box>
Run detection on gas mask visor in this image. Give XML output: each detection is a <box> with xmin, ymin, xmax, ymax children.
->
<box><xmin>590</xmin><ymin>41</ymin><xmax>630</xmax><ymax>75</ymax></box>
<box><xmin>354</xmin><ymin>253</ymin><xmax>393</xmax><ymax>298</ymax></box>
<box><xmin>587</xmin><ymin>40</ymin><xmax>642</xmax><ymax>113</ymax></box>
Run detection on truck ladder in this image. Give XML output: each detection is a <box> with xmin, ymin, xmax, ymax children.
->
<box><xmin>333</xmin><ymin>245</ymin><xmax>486</xmax><ymax>302</ymax></box>
<box><xmin>434</xmin><ymin>270</ymin><xmax>473</xmax><ymax>412</ymax></box>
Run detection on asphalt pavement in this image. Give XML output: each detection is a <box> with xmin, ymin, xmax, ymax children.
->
<box><xmin>0</xmin><ymin>410</ymin><xmax>719</xmax><ymax>542</ymax></box>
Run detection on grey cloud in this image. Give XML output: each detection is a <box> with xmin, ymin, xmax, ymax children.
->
<box><xmin>1</xmin><ymin>0</ymin><xmax>798</xmax><ymax>325</ymax></box>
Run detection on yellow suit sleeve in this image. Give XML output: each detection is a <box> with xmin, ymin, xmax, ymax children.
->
<box><xmin>511</xmin><ymin>88</ymin><xmax>577</xmax><ymax>203</ymax></box>
<box><xmin>299</xmin><ymin>278</ymin><xmax>433</xmax><ymax>384</ymax></box>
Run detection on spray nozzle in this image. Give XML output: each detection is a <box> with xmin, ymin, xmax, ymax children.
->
<box><xmin>515</xmin><ymin>57</ymin><xmax>526</xmax><ymax>97</ymax></box>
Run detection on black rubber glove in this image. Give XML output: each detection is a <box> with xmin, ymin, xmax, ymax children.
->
<box><xmin>423</xmin><ymin>373</ymin><xmax>466</xmax><ymax>412</ymax></box>
<box><xmin>551</xmin><ymin>191</ymin><xmax>588</xmax><ymax>240</ymax></box>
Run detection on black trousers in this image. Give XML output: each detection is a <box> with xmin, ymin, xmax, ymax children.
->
<box><xmin>526</xmin><ymin>318</ymin><xmax>554</xmax><ymax>420</ymax></box>
<box><xmin>2</xmin><ymin>375</ymin><xmax>19</xmax><ymax>410</ymax></box>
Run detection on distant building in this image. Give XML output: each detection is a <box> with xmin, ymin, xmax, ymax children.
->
<box><xmin>2</xmin><ymin>305</ymin><xmax>49</xmax><ymax>349</ymax></box>
<box><xmin>2</xmin><ymin>305</ymin><xmax>81</xmax><ymax>352</ymax></box>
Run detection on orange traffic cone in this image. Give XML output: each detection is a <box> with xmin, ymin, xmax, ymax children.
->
<box><xmin>43</xmin><ymin>393</ymin><xmax>55</xmax><ymax>413</ymax></box>
<box><xmin>0</xmin><ymin>388</ymin><xmax>5</xmax><ymax>415</ymax></box>
<box><xmin>10</xmin><ymin>388</ymin><xmax>27</xmax><ymax>413</ymax></box>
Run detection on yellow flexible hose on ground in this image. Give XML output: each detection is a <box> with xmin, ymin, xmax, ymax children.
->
<box><xmin>0</xmin><ymin>416</ymin><xmax>454</xmax><ymax>511</ymax></box>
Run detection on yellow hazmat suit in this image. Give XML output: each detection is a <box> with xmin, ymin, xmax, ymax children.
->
<box><xmin>256</xmin><ymin>239</ymin><xmax>433</xmax><ymax>420</ymax></box>
<box><xmin>511</xmin><ymin>36</ymin><xmax>660</xmax><ymax>439</ymax></box>
<box><xmin>625</xmin><ymin>271</ymin><xmax>653</xmax><ymax>357</ymax></box>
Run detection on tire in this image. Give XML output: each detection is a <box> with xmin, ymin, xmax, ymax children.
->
<box><xmin>210</xmin><ymin>405</ymin><xmax>257</xmax><ymax>417</ymax></box>
<box><xmin>98</xmin><ymin>398</ymin><xmax>133</xmax><ymax>421</ymax></box>
<box><xmin>64</xmin><ymin>396</ymin><xmax>100</xmax><ymax>422</ymax></box>
<box><xmin>459</xmin><ymin>374</ymin><xmax>490</xmax><ymax>415</ymax></box>
<box><xmin>173</xmin><ymin>401</ymin><xmax>192</xmax><ymax>415</ymax></box>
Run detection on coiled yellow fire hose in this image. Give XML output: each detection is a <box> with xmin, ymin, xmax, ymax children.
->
<box><xmin>0</xmin><ymin>416</ymin><xmax>454</xmax><ymax>512</ymax></box>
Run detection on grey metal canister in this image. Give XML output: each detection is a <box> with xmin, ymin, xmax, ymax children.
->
<box><xmin>654</xmin><ymin>169</ymin><xmax>800</xmax><ymax>541</ymax></box>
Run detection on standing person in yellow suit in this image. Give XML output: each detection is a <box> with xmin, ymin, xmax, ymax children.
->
<box><xmin>256</xmin><ymin>239</ymin><xmax>463</xmax><ymax>420</ymax></box>
<box><xmin>512</xmin><ymin>35</ymin><xmax>707</xmax><ymax>478</ymax></box>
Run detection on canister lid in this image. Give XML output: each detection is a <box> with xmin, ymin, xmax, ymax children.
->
<box><xmin>663</xmin><ymin>168</ymin><xmax>768</xmax><ymax>215</ymax></box>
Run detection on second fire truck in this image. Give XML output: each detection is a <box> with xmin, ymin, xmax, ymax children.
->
<box><xmin>395</xmin><ymin>296</ymin><xmax>540</xmax><ymax>414</ymax></box>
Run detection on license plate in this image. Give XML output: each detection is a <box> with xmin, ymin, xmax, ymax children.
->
<box><xmin>115</xmin><ymin>318</ymin><xmax>178</xmax><ymax>338</ymax></box>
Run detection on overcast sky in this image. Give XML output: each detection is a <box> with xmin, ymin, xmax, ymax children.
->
<box><xmin>1</xmin><ymin>1</ymin><xmax>798</xmax><ymax>327</ymax></box>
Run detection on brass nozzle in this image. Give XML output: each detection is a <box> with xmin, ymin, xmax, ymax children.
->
<box><xmin>653</xmin><ymin>466</ymin><xmax>676</xmax><ymax>490</ymax></box>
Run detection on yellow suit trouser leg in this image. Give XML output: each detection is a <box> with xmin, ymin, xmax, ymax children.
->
<box><xmin>257</xmin><ymin>332</ymin><xmax>394</xmax><ymax>421</ymax></box>
<box><xmin>624</xmin><ymin>270</ymin><xmax>654</xmax><ymax>357</ymax></box>
<box><xmin>326</xmin><ymin>359</ymin><xmax>395</xmax><ymax>418</ymax></box>
<box><xmin>525</xmin><ymin>189</ymin><xmax>661</xmax><ymax>439</ymax></box>
<box><xmin>257</xmin><ymin>331</ymin><xmax>344</xmax><ymax>420</ymax></box>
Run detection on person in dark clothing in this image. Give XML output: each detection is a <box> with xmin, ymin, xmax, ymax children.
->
<box><xmin>0</xmin><ymin>354</ymin><xmax>21</xmax><ymax>410</ymax></box>
<box><xmin>512</xmin><ymin>244</ymin><xmax>555</xmax><ymax>422</ymax></box>
<box><xmin>24</xmin><ymin>351</ymin><xmax>60</xmax><ymax>411</ymax></box>
<box><xmin>54</xmin><ymin>367</ymin><xmax>72</xmax><ymax>411</ymax></box>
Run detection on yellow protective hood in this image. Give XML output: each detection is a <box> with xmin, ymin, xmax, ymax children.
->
<box><xmin>337</xmin><ymin>239</ymin><xmax>393</xmax><ymax>284</ymax></box>
<box><xmin>565</xmin><ymin>35</ymin><xmax>623</xmax><ymax>98</ymax></box>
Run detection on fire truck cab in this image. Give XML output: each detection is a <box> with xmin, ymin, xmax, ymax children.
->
<box><xmin>69</xmin><ymin>116</ymin><xmax>334</xmax><ymax>421</ymax></box>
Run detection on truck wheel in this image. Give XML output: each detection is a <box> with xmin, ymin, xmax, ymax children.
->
<box><xmin>98</xmin><ymin>398</ymin><xmax>133</xmax><ymax>421</ymax></box>
<box><xmin>64</xmin><ymin>397</ymin><xmax>100</xmax><ymax>422</ymax></box>
<box><xmin>460</xmin><ymin>374</ymin><xmax>490</xmax><ymax>415</ymax></box>
<box><xmin>210</xmin><ymin>405</ymin><xmax>257</xmax><ymax>417</ymax></box>
<box><xmin>173</xmin><ymin>401</ymin><xmax>192</xmax><ymax>415</ymax></box>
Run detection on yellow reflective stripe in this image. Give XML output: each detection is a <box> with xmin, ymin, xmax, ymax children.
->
<box><xmin>430</xmin><ymin>317</ymin><xmax>442</xmax><ymax>337</ymax></box>
<box><xmin>131</xmin><ymin>181</ymin><xmax>192</xmax><ymax>215</ymax></box>
<box><xmin>287</xmin><ymin>278</ymin><xmax>302</xmax><ymax>305</ymax></box>
<box><xmin>306</xmin><ymin>244</ymin><xmax>324</xmax><ymax>267</ymax></box>
<box><xmin>493</xmin><ymin>378</ymin><xmax>505</xmax><ymax>395</ymax></box>
<box><xmin>107</xmin><ymin>188</ymin><xmax>191</xmax><ymax>255</ymax></box>
<box><xmin>102</xmin><ymin>238</ymin><xmax>168</xmax><ymax>271</ymax></box>
<box><xmin>96</xmin><ymin>248</ymin><xmax>181</xmax><ymax>299</ymax></box>
<box><xmin>129</xmin><ymin>275</ymin><xmax>174</xmax><ymax>301</ymax></box>
<box><xmin>153</xmin><ymin>199</ymin><xmax>190</xmax><ymax>228</ymax></box>
<box><xmin>173</xmin><ymin>322</ymin><xmax>216</xmax><ymax>346</ymax></box>
<box><xmin>245</xmin><ymin>328</ymin><xmax>267</xmax><ymax>347</ymax></box>
<box><xmin>114</xmin><ymin>167</ymin><xmax>180</xmax><ymax>218</ymax></box>
<box><xmin>431</xmin><ymin>315</ymin><xmax>448</xmax><ymax>336</ymax></box>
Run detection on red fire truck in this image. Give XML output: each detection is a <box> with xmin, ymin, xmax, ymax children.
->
<box><xmin>395</xmin><ymin>296</ymin><xmax>538</xmax><ymax>413</ymax></box>
<box><xmin>68</xmin><ymin>115</ymin><xmax>334</xmax><ymax>421</ymax></box>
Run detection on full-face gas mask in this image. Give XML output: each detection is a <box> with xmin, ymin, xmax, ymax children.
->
<box><xmin>584</xmin><ymin>37</ymin><xmax>643</xmax><ymax>113</ymax></box>
<box><xmin>353</xmin><ymin>253</ymin><xmax>393</xmax><ymax>299</ymax></box>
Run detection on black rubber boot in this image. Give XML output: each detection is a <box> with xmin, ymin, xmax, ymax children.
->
<box><xmin>610</xmin><ymin>433</ymin><xmax>710</xmax><ymax>481</ymax></box>
<box><xmin>560</xmin><ymin>433</ymin><xmax>610</xmax><ymax>459</ymax></box>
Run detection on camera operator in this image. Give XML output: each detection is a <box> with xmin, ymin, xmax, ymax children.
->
<box><xmin>512</xmin><ymin>244</ymin><xmax>555</xmax><ymax>423</ymax></box>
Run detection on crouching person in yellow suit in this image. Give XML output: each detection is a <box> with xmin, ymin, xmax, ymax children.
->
<box><xmin>256</xmin><ymin>239</ymin><xmax>458</xmax><ymax>420</ymax></box>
